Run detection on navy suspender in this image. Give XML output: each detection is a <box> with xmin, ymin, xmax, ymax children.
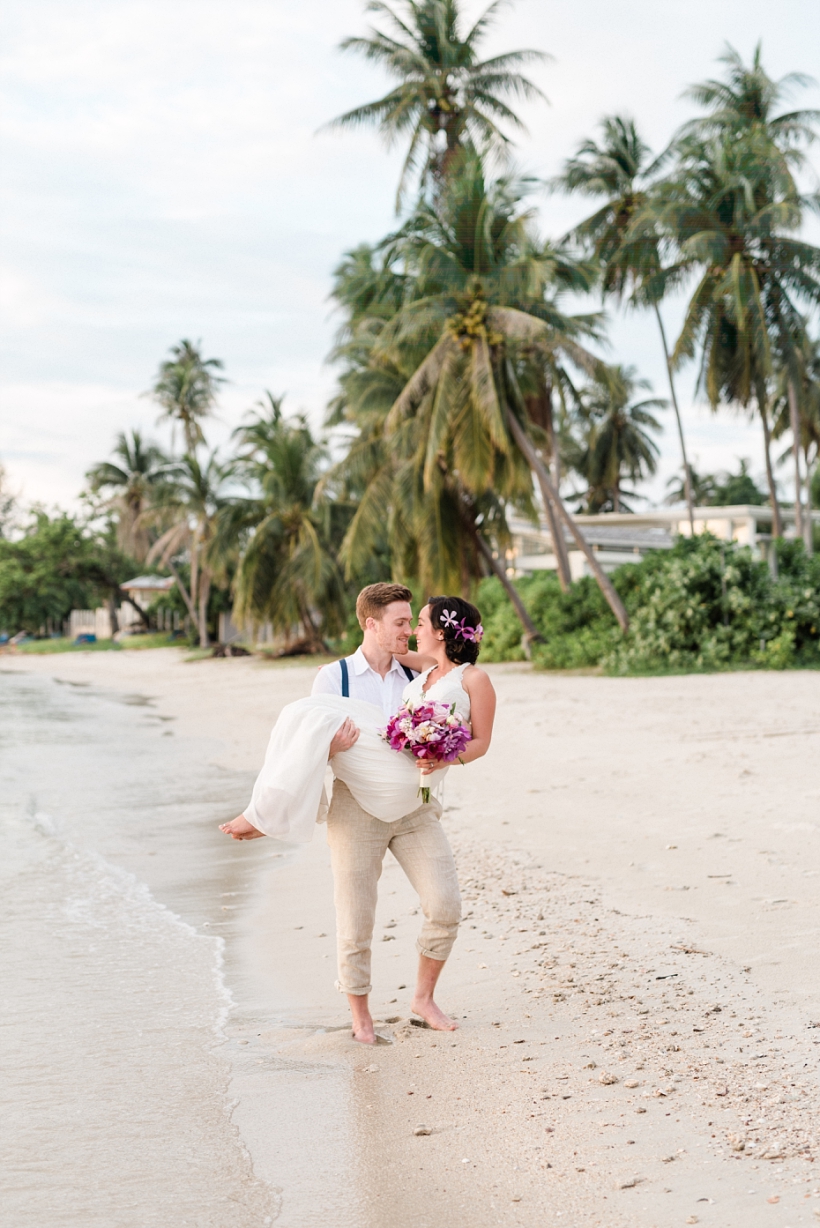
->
<box><xmin>339</xmin><ymin>656</ymin><xmax>414</xmax><ymax>697</ymax></box>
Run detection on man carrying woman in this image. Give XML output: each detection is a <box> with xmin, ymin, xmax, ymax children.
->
<box><xmin>221</xmin><ymin>582</ymin><xmax>496</xmax><ymax>1044</ymax></box>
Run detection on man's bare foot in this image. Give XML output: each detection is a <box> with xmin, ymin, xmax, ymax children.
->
<box><xmin>219</xmin><ymin>814</ymin><xmax>264</xmax><ymax>840</ymax></box>
<box><xmin>348</xmin><ymin>993</ymin><xmax>376</xmax><ymax>1044</ymax></box>
<box><xmin>410</xmin><ymin>996</ymin><xmax>458</xmax><ymax>1031</ymax></box>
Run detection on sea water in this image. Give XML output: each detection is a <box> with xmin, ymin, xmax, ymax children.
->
<box><xmin>0</xmin><ymin>670</ymin><xmax>277</xmax><ymax>1226</ymax></box>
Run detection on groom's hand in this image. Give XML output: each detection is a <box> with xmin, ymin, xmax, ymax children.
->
<box><xmin>329</xmin><ymin>717</ymin><xmax>360</xmax><ymax>758</ymax></box>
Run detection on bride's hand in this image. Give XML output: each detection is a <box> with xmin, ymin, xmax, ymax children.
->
<box><xmin>419</xmin><ymin>758</ymin><xmax>447</xmax><ymax>776</ymax></box>
<box><xmin>329</xmin><ymin>717</ymin><xmax>359</xmax><ymax>758</ymax></box>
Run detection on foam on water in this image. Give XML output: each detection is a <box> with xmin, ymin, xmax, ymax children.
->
<box><xmin>0</xmin><ymin>672</ymin><xmax>277</xmax><ymax>1226</ymax></box>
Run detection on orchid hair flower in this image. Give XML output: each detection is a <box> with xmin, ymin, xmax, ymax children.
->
<box><xmin>440</xmin><ymin>608</ymin><xmax>459</xmax><ymax>630</ymax></box>
<box><xmin>456</xmin><ymin>618</ymin><xmax>483</xmax><ymax>643</ymax></box>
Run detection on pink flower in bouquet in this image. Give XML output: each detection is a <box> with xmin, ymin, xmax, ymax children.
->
<box><xmin>380</xmin><ymin>699</ymin><xmax>472</xmax><ymax>802</ymax></box>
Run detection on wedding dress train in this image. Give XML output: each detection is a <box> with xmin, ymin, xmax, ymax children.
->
<box><xmin>243</xmin><ymin>694</ymin><xmax>449</xmax><ymax>843</ymax></box>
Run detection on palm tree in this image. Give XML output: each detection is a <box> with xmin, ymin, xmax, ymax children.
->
<box><xmin>555</xmin><ymin>115</ymin><xmax>696</xmax><ymax>532</ymax></box>
<box><xmin>678</xmin><ymin>42</ymin><xmax>820</xmax><ymax>157</ymax></box>
<box><xmin>664</xmin><ymin>464</ymin><xmax>718</xmax><ymax>507</ymax></box>
<box><xmin>148</xmin><ymin>339</ymin><xmax>225</xmax><ymax>453</ymax></box>
<box><xmin>222</xmin><ymin>395</ymin><xmax>347</xmax><ymax>648</ymax></box>
<box><xmin>567</xmin><ymin>366</ymin><xmax>663</xmax><ymax>513</ymax></box>
<box><xmin>657</xmin><ymin>129</ymin><xmax>820</xmax><ymax>540</ymax></box>
<box><xmin>326</xmin><ymin>229</ymin><xmax>544</xmax><ymax>638</ymax></box>
<box><xmin>325</xmin><ymin>0</ymin><xmax>549</xmax><ymax>208</ymax></box>
<box><xmin>361</xmin><ymin>155</ymin><xmax>630</xmax><ymax>629</ymax></box>
<box><xmin>663</xmin><ymin>46</ymin><xmax>820</xmax><ymax>540</ymax></box>
<box><xmin>86</xmin><ymin>430</ymin><xmax>167</xmax><ymax>561</ymax></box>
<box><xmin>147</xmin><ymin>451</ymin><xmax>231</xmax><ymax>647</ymax></box>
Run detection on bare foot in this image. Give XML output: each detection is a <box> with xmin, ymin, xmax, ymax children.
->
<box><xmin>219</xmin><ymin>814</ymin><xmax>264</xmax><ymax>840</ymax></box>
<box><xmin>411</xmin><ymin>996</ymin><xmax>458</xmax><ymax>1031</ymax></box>
<box><xmin>348</xmin><ymin>993</ymin><xmax>376</xmax><ymax>1044</ymax></box>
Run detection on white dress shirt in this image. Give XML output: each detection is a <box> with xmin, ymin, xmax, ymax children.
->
<box><xmin>311</xmin><ymin>646</ymin><xmax>415</xmax><ymax>718</ymax></box>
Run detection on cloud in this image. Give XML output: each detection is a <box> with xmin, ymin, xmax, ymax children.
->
<box><xmin>2</xmin><ymin>0</ymin><xmax>818</xmax><ymax>506</ymax></box>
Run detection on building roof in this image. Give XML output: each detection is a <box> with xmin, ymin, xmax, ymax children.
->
<box><xmin>121</xmin><ymin>576</ymin><xmax>176</xmax><ymax>591</ymax></box>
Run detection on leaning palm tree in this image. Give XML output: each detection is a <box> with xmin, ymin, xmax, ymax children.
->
<box><xmin>147</xmin><ymin>450</ymin><xmax>231</xmax><ymax>646</ymax></box>
<box><xmin>555</xmin><ymin>115</ymin><xmax>696</xmax><ymax>532</ymax></box>
<box><xmin>86</xmin><ymin>429</ymin><xmax>167</xmax><ymax>561</ymax></box>
<box><xmin>324</xmin><ymin>0</ymin><xmax>549</xmax><ymax>208</ymax></box>
<box><xmin>366</xmin><ymin>155</ymin><xmax>630</xmax><ymax>629</ymax></box>
<box><xmin>325</xmin><ymin>237</ymin><xmax>544</xmax><ymax>638</ymax></box>
<box><xmin>221</xmin><ymin>396</ymin><xmax>347</xmax><ymax>648</ymax></box>
<box><xmin>568</xmin><ymin>366</ymin><xmax>663</xmax><ymax>513</ymax></box>
<box><xmin>148</xmin><ymin>339</ymin><xmax>224</xmax><ymax>453</ymax></box>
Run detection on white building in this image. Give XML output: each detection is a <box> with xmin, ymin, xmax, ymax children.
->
<box><xmin>67</xmin><ymin>576</ymin><xmax>177</xmax><ymax>640</ymax></box>
<box><xmin>510</xmin><ymin>505</ymin><xmax>819</xmax><ymax>579</ymax></box>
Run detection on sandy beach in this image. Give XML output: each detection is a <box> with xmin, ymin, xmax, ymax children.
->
<box><xmin>4</xmin><ymin>647</ymin><xmax>820</xmax><ymax>1227</ymax></box>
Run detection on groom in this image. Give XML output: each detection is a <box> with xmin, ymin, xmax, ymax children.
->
<box><xmin>312</xmin><ymin>583</ymin><xmax>461</xmax><ymax>1043</ymax></box>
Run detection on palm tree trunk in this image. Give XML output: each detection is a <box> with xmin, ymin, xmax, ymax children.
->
<box><xmin>198</xmin><ymin>572</ymin><xmax>211</xmax><ymax>648</ymax></box>
<box><xmin>474</xmin><ymin>533</ymin><xmax>542</xmax><ymax>648</ymax></box>
<box><xmin>759</xmin><ymin>392</ymin><xmax>783</xmax><ymax>539</ymax></box>
<box><xmin>521</xmin><ymin>386</ymin><xmax>571</xmax><ymax>587</ymax></box>
<box><xmin>654</xmin><ymin>304</ymin><xmax>695</xmax><ymax>535</ymax></box>
<box><xmin>190</xmin><ymin>526</ymin><xmax>200</xmax><ymax>623</ymax></box>
<box><xmin>507</xmin><ymin>410</ymin><xmax>630</xmax><ymax>633</ymax></box>
<box><xmin>787</xmin><ymin>379</ymin><xmax>804</xmax><ymax>541</ymax></box>
<box><xmin>166</xmin><ymin>560</ymin><xmax>198</xmax><ymax>624</ymax></box>
<box><xmin>806</xmin><ymin>445</ymin><xmax>815</xmax><ymax>555</ymax></box>
<box><xmin>541</xmin><ymin>489</ymin><xmax>571</xmax><ymax>592</ymax></box>
<box><xmin>534</xmin><ymin>386</ymin><xmax>572</xmax><ymax>590</ymax></box>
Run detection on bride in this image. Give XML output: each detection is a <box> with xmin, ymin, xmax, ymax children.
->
<box><xmin>220</xmin><ymin>595</ymin><xmax>496</xmax><ymax>844</ymax></box>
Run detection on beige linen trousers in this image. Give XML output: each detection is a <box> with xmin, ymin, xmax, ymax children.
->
<box><xmin>325</xmin><ymin>780</ymin><xmax>462</xmax><ymax>995</ymax></box>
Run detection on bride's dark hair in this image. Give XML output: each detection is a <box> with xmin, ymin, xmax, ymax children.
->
<box><xmin>426</xmin><ymin>596</ymin><xmax>483</xmax><ymax>666</ymax></box>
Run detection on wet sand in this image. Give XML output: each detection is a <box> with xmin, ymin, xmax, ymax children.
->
<box><xmin>6</xmin><ymin>648</ymin><xmax>820</xmax><ymax>1226</ymax></box>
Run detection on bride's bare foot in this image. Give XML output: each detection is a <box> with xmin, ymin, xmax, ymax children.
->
<box><xmin>219</xmin><ymin>814</ymin><xmax>264</xmax><ymax>840</ymax></box>
<box><xmin>411</xmin><ymin>996</ymin><xmax>458</xmax><ymax>1031</ymax></box>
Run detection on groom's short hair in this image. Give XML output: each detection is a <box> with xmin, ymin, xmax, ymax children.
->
<box><xmin>356</xmin><ymin>583</ymin><xmax>413</xmax><ymax>628</ymax></box>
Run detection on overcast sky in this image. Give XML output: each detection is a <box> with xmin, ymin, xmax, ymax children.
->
<box><xmin>2</xmin><ymin>0</ymin><xmax>819</xmax><ymax>511</ymax></box>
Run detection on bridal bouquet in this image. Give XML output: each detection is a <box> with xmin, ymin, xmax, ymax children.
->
<box><xmin>381</xmin><ymin>700</ymin><xmax>472</xmax><ymax>804</ymax></box>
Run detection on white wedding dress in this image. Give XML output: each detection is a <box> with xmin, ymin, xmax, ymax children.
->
<box><xmin>243</xmin><ymin>665</ymin><xmax>472</xmax><ymax>844</ymax></box>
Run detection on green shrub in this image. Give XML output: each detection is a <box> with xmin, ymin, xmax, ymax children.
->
<box><xmin>473</xmin><ymin>535</ymin><xmax>820</xmax><ymax>675</ymax></box>
<box><xmin>477</xmin><ymin>571</ymin><xmax>619</xmax><ymax>669</ymax></box>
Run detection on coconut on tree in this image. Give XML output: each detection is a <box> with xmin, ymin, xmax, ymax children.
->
<box><xmin>329</xmin><ymin>152</ymin><xmax>630</xmax><ymax>631</ymax></box>
<box><xmin>325</xmin><ymin>0</ymin><xmax>550</xmax><ymax>207</ymax></box>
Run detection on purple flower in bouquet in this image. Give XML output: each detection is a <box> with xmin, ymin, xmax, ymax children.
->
<box><xmin>381</xmin><ymin>699</ymin><xmax>472</xmax><ymax>802</ymax></box>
